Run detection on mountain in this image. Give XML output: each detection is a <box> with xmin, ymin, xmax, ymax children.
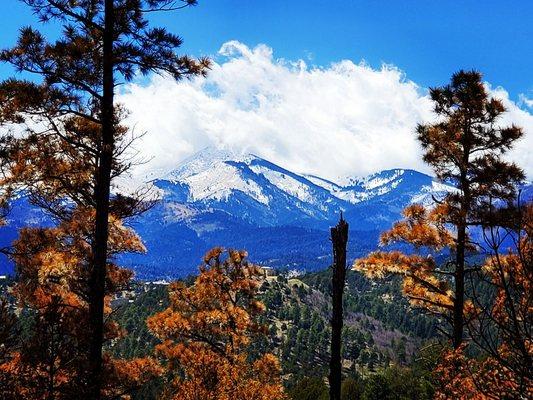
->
<box><xmin>4</xmin><ymin>147</ymin><xmax>519</xmax><ymax>279</ymax></box>
<box><xmin>150</xmin><ymin>147</ymin><xmax>452</xmax><ymax>229</ymax></box>
<box><xmin>120</xmin><ymin>148</ymin><xmax>455</xmax><ymax>278</ymax></box>
<box><xmin>152</xmin><ymin>147</ymin><xmax>347</xmax><ymax>228</ymax></box>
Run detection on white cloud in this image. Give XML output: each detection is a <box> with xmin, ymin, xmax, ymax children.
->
<box><xmin>488</xmin><ymin>88</ymin><xmax>533</xmax><ymax>178</ymax></box>
<box><xmin>118</xmin><ymin>41</ymin><xmax>533</xmax><ymax>182</ymax></box>
<box><xmin>519</xmin><ymin>94</ymin><xmax>533</xmax><ymax>109</ymax></box>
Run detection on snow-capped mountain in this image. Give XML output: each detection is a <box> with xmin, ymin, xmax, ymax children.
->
<box><xmin>151</xmin><ymin>147</ymin><xmax>453</xmax><ymax>230</ymax></box>
<box><xmin>153</xmin><ymin>147</ymin><xmax>347</xmax><ymax>227</ymax></box>
<box><xmin>0</xmin><ymin>147</ymin><xmax>464</xmax><ymax>278</ymax></box>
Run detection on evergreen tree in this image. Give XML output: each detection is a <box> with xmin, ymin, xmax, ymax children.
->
<box><xmin>0</xmin><ymin>119</ymin><xmax>163</xmax><ymax>398</ymax></box>
<box><xmin>417</xmin><ymin>70</ymin><xmax>524</xmax><ymax>348</ymax></box>
<box><xmin>147</xmin><ymin>248</ymin><xmax>286</xmax><ymax>400</ymax></box>
<box><xmin>436</xmin><ymin>203</ymin><xmax>532</xmax><ymax>399</ymax></box>
<box><xmin>355</xmin><ymin>70</ymin><xmax>525</xmax><ymax>348</ymax></box>
<box><xmin>0</xmin><ymin>1</ymin><xmax>208</xmax><ymax>397</ymax></box>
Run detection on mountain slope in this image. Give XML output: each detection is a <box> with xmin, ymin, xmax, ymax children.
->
<box><xmin>120</xmin><ymin>148</ymin><xmax>457</xmax><ymax>278</ymax></box>
<box><xmin>153</xmin><ymin>147</ymin><xmax>350</xmax><ymax>228</ymax></box>
<box><xmin>151</xmin><ymin>148</ymin><xmax>454</xmax><ymax>229</ymax></box>
<box><xmin>7</xmin><ymin>147</ymin><xmax>523</xmax><ymax>279</ymax></box>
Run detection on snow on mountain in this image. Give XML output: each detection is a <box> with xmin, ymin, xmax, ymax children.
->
<box><xmin>161</xmin><ymin>148</ymin><xmax>269</xmax><ymax>205</ymax></box>
<box><xmin>309</xmin><ymin>168</ymin><xmax>454</xmax><ymax>207</ymax></box>
<box><xmin>303</xmin><ymin>174</ymin><xmax>343</xmax><ymax>193</ymax></box>
<box><xmin>343</xmin><ymin>168</ymin><xmax>406</xmax><ymax>190</ymax></box>
<box><xmin>1</xmin><ymin>147</ymin><xmax>462</xmax><ymax>278</ymax></box>
<box><xmin>146</xmin><ymin>147</ymin><xmax>460</xmax><ymax>234</ymax></box>
<box><xmin>152</xmin><ymin>147</ymin><xmax>351</xmax><ymax>227</ymax></box>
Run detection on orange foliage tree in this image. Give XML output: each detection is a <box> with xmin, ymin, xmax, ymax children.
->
<box><xmin>354</xmin><ymin>204</ymin><xmax>468</xmax><ymax>334</ymax></box>
<box><xmin>0</xmin><ymin>117</ymin><xmax>161</xmax><ymax>398</ymax></box>
<box><xmin>0</xmin><ymin>212</ymin><xmax>162</xmax><ymax>399</ymax></box>
<box><xmin>435</xmin><ymin>203</ymin><xmax>532</xmax><ymax>399</ymax></box>
<box><xmin>147</xmin><ymin>248</ymin><xmax>286</xmax><ymax>400</ymax></box>
<box><xmin>355</xmin><ymin>70</ymin><xmax>525</xmax><ymax>349</ymax></box>
<box><xmin>0</xmin><ymin>1</ymin><xmax>209</xmax><ymax>397</ymax></box>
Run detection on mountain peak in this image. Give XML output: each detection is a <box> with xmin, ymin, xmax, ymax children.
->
<box><xmin>151</xmin><ymin>147</ymin><xmax>456</xmax><ymax>229</ymax></box>
<box><xmin>162</xmin><ymin>147</ymin><xmax>256</xmax><ymax>181</ymax></box>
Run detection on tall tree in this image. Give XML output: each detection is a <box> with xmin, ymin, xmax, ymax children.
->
<box><xmin>0</xmin><ymin>119</ymin><xmax>162</xmax><ymax>399</ymax></box>
<box><xmin>440</xmin><ymin>201</ymin><xmax>532</xmax><ymax>399</ymax></box>
<box><xmin>416</xmin><ymin>70</ymin><xmax>524</xmax><ymax>348</ymax></box>
<box><xmin>329</xmin><ymin>216</ymin><xmax>349</xmax><ymax>400</ymax></box>
<box><xmin>355</xmin><ymin>70</ymin><xmax>524</xmax><ymax>348</ymax></box>
<box><xmin>147</xmin><ymin>248</ymin><xmax>286</xmax><ymax>400</ymax></box>
<box><xmin>0</xmin><ymin>1</ymin><xmax>209</xmax><ymax>397</ymax></box>
<box><xmin>354</xmin><ymin>204</ymin><xmax>464</xmax><ymax>339</ymax></box>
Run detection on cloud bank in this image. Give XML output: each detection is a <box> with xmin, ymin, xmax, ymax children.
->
<box><xmin>118</xmin><ymin>41</ymin><xmax>532</xmax><ymax>182</ymax></box>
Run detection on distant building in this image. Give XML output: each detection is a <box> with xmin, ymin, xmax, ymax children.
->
<box><xmin>151</xmin><ymin>280</ymin><xmax>171</xmax><ymax>286</ymax></box>
<box><xmin>0</xmin><ymin>275</ymin><xmax>7</xmax><ymax>280</ymax></box>
<box><xmin>259</xmin><ymin>266</ymin><xmax>277</xmax><ymax>278</ymax></box>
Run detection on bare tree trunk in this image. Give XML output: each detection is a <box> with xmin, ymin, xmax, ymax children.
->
<box><xmin>329</xmin><ymin>215</ymin><xmax>349</xmax><ymax>400</ymax></box>
<box><xmin>88</xmin><ymin>0</ymin><xmax>114</xmax><ymax>398</ymax></box>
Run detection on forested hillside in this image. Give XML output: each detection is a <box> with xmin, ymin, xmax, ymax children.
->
<box><xmin>109</xmin><ymin>269</ymin><xmax>439</xmax><ymax>399</ymax></box>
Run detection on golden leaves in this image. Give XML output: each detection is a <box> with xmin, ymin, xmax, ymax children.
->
<box><xmin>103</xmin><ymin>355</ymin><xmax>163</xmax><ymax>399</ymax></box>
<box><xmin>354</xmin><ymin>204</ymin><xmax>456</xmax><ymax>317</ymax></box>
<box><xmin>435</xmin><ymin>345</ymin><xmax>533</xmax><ymax>400</ymax></box>
<box><xmin>147</xmin><ymin>248</ymin><xmax>285</xmax><ymax>400</ymax></box>
<box><xmin>0</xmin><ymin>204</ymin><xmax>148</xmax><ymax>397</ymax></box>
<box><xmin>380</xmin><ymin>204</ymin><xmax>454</xmax><ymax>249</ymax></box>
<box><xmin>355</xmin><ymin>251</ymin><xmax>436</xmax><ymax>278</ymax></box>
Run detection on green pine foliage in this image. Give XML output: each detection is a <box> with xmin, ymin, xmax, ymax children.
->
<box><xmin>105</xmin><ymin>267</ymin><xmax>439</xmax><ymax>399</ymax></box>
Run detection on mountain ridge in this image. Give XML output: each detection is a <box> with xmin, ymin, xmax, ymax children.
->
<box><xmin>4</xmin><ymin>147</ymin><xmax>528</xmax><ymax>279</ymax></box>
<box><xmin>151</xmin><ymin>147</ymin><xmax>453</xmax><ymax>224</ymax></box>
<box><xmin>119</xmin><ymin>148</ymin><xmax>456</xmax><ymax>278</ymax></box>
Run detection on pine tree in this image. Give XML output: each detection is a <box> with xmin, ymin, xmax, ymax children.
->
<box><xmin>0</xmin><ymin>121</ymin><xmax>162</xmax><ymax>398</ymax></box>
<box><xmin>355</xmin><ymin>70</ymin><xmax>525</xmax><ymax>349</ymax></box>
<box><xmin>0</xmin><ymin>1</ymin><xmax>209</xmax><ymax>397</ymax></box>
<box><xmin>436</xmin><ymin>203</ymin><xmax>532</xmax><ymax>399</ymax></box>
<box><xmin>147</xmin><ymin>248</ymin><xmax>286</xmax><ymax>400</ymax></box>
<box><xmin>416</xmin><ymin>70</ymin><xmax>524</xmax><ymax>348</ymax></box>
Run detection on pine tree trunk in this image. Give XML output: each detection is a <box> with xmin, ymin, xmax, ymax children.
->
<box><xmin>88</xmin><ymin>0</ymin><xmax>114</xmax><ymax>398</ymax></box>
<box><xmin>329</xmin><ymin>216</ymin><xmax>349</xmax><ymax>400</ymax></box>
<box><xmin>453</xmin><ymin>150</ymin><xmax>470</xmax><ymax>350</ymax></box>
<box><xmin>453</xmin><ymin>222</ymin><xmax>466</xmax><ymax>349</ymax></box>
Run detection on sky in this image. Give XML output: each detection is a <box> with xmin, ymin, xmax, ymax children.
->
<box><xmin>1</xmin><ymin>0</ymin><xmax>532</xmax><ymax>181</ymax></box>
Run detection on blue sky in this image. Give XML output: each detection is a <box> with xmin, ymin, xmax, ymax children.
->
<box><xmin>1</xmin><ymin>0</ymin><xmax>532</xmax><ymax>100</ymax></box>
<box><xmin>1</xmin><ymin>1</ymin><xmax>532</xmax><ymax>179</ymax></box>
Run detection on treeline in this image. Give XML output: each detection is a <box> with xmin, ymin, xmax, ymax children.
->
<box><xmin>108</xmin><ymin>269</ymin><xmax>436</xmax><ymax>388</ymax></box>
<box><xmin>288</xmin><ymin>365</ymin><xmax>435</xmax><ymax>400</ymax></box>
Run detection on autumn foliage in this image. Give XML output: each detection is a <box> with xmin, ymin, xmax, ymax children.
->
<box><xmin>0</xmin><ymin>5</ymin><xmax>530</xmax><ymax>397</ymax></box>
<box><xmin>147</xmin><ymin>248</ymin><xmax>286</xmax><ymax>400</ymax></box>
<box><xmin>354</xmin><ymin>204</ymin><xmax>466</xmax><ymax>322</ymax></box>
<box><xmin>0</xmin><ymin>101</ymin><xmax>163</xmax><ymax>398</ymax></box>
<box><xmin>354</xmin><ymin>70</ymin><xmax>530</xmax><ymax>399</ymax></box>
<box><xmin>0</xmin><ymin>208</ymin><xmax>162</xmax><ymax>399</ymax></box>
<box><xmin>436</xmin><ymin>204</ymin><xmax>533</xmax><ymax>399</ymax></box>
<box><xmin>356</xmin><ymin>71</ymin><xmax>525</xmax><ymax>350</ymax></box>
<box><xmin>0</xmin><ymin>1</ymin><xmax>209</xmax><ymax>397</ymax></box>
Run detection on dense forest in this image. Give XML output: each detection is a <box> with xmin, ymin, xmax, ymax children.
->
<box><xmin>107</xmin><ymin>269</ymin><xmax>439</xmax><ymax>399</ymax></box>
<box><xmin>0</xmin><ymin>1</ymin><xmax>531</xmax><ymax>399</ymax></box>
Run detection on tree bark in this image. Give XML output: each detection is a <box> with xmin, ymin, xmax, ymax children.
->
<box><xmin>329</xmin><ymin>215</ymin><xmax>349</xmax><ymax>400</ymax></box>
<box><xmin>453</xmin><ymin>222</ymin><xmax>465</xmax><ymax>349</ymax></box>
<box><xmin>453</xmin><ymin>148</ymin><xmax>470</xmax><ymax>350</ymax></box>
<box><xmin>88</xmin><ymin>0</ymin><xmax>114</xmax><ymax>398</ymax></box>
